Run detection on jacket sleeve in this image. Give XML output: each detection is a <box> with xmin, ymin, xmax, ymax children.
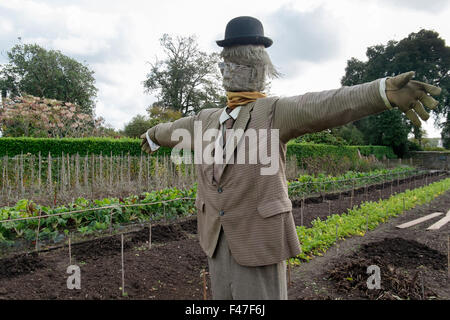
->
<box><xmin>147</xmin><ymin>112</ymin><xmax>200</xmax><ymax>150</ymax></box>
<box><xmin>272</xmin><ymin>79</ymin><xmax>390</xmax><ymax>143</ymax></box>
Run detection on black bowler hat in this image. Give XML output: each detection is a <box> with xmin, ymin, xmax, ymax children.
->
<box><xmin>216</xmin><ymin>16</ymin><xmax>273</xmax><ymax>48</ymax></box>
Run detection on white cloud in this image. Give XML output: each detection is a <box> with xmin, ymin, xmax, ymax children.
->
<box><xmin>266</xmin><ymin>4</ymin><xmax>341</xmax><ymax>74</ymax></box>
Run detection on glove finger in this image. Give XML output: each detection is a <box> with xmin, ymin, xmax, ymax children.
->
<box><xmin>404</xmin><ymin>109</ymin><xmax>422</xmax><ymax>127</ymax></box>
<box><xmin>410</xmin><ymin>80</ymin><xmax>442</xmax><ymax>96</ymax></box>
<box><xmin>419</xmin><ymin>94</ymin><xmax>439</xmax><ymax>109</ymax></box>
<box><xmin>390</xmin><ymin>71</ymin><xmax>415</xmax><ymax>88</ymax></box>
<box><xmin>412</xmin><ymin>101</ymin><xmax>429</xmax><ymax>121</ymax></box>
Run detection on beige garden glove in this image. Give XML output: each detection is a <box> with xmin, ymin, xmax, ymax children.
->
<box><xmin>385</xmin><ymin>71</ymin><xmax>441</xmax><ymax>127</ymax></box>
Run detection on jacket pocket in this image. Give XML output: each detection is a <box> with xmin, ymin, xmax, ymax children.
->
<box><xmin>195</xmin><ymin>197</ymin><xmax>205</xmax><ymax>213</ymax></box>
<box><xmin>257</xmin><ymin>198</ymin><xmax>292</xmax><ymax>218</ymax></box>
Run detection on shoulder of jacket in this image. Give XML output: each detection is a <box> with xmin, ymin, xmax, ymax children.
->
<box><xmin>253</xmin><ymin>96</ymin><xmax>280</xmax><ymax>115</ymax></box>
<box><xmin>197</xmin><ymin>107</ymin><xmax>222</xmax><ymax>119</ymax></box>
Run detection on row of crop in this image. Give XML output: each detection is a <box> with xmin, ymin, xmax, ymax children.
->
<box><xmin>0</xmin><ymin>167</ymin><xmax>424</xmax><ymax>244</ymax></box>
<box><xmin>0</xmin><ymin>186</ymin><xmax>196</xmax><ymax>244</ymax></box>
<box><xmin>0</xmin><ymin>137</ymin><xmax>396</xmax><ymax>160</ymax></box>
<box><xmin>288</xmin><ymin>166</ymin><xmax>417</xmax><ymax>198</ymax></box>
<box><xmin>294</xmin><ymin>177</ymin><xmax>450</xmax><ymax>262</ymax></box>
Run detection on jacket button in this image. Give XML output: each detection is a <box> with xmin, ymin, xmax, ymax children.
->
<box><xmin>218</xmin><ymin>187</ymin><xmax>223</xmax><ymax>193</ymax></box>
<box><xmin>219</xmin><ymin>210</ymin><xmax>225</xmax><ymax>216</ymax></box>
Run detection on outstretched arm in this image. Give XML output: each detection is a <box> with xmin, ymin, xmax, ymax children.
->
<box><xmin>140</xmin><ymin>114</ymin><xmax>198</xmax><ymax>154</ymax></box>
<box><xmin>273</xmin><ymin>72</ymin><xmax>440</xmax><ymax>143</ymax></box>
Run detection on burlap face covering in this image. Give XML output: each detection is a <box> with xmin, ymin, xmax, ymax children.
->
<box><xmin>219</xmin><ymin>61</ymin><xmax>267</xmax><ymax>92</ymax></box>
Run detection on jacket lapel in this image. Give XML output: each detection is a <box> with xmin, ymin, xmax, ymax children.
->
<box><xmin>200</xmin><ymin>109</ymin><xmax>221</xmax><ymax>185</ymax></box>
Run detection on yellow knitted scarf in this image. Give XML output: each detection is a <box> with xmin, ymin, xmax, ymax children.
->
<box><xmin>226</xmin><ymin>91</ymin><xmax>266</xmax><ymax>109</ymax></box>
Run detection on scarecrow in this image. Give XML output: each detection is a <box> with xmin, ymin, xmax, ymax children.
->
<box><xmin>140</xmin><ymin>16</ymin><xmax>441</xmax><ymax>299</ymax></box>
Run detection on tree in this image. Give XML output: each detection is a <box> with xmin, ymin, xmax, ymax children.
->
<box><xmin>146</xmin><ymin>104</ymin><xmax>182</xmax><ymax>123</ymax></box>
<box><xmin>143</xmin><ymin>34</ymin><xmax>225</xmax><ymax>116</ymax></box>
<box><xmin>122</xmin><ymin>115</ymin><xmax>158</xmax><ymax>138</ymax></box>
<box><xmin>341</xmin><ymin>29</ymin><xmax>450</xmax><ymax>156</ymax></box>
<box><xmin>0</xmin><ymin>43</ymin><xmax>98</xmax><ymax>115</ymax></box>
<box><xmin>332</xmin><ymin>124</ymin><xmax>365</xmax><ymax>145</ymax></box>
<box><xmin>123</xmin><ymin>105</ymin><xmax>182</xmax><ymax>138</ymax></box>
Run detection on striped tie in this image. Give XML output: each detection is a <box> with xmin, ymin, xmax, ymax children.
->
<box><xmin>213</xmin><ymin>108</ymin><xmax>235</xmax><ymax>183</ymax></box>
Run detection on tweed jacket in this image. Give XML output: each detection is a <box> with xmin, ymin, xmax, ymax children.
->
<box><xmin>147</xmin><ymin>78</ymin><xmax>389</xmax><ymax>266</ymax></box>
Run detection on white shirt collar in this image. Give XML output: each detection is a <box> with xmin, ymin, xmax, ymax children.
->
<box><xmin>219</xmin><ymin>106</ymin><xmax>241</xmax><ymax>125</ymax></box>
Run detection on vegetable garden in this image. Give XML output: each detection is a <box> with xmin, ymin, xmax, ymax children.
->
<box><xmin>0</xmin><ymin>158</ymin><xmax>449</xmax><ymax>300</ymax></box>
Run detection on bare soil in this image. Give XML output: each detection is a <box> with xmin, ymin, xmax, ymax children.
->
<box><xmin>0</xmin><ymin>171</ymin><xmax>448</xmax><ymax>300</ymax></box>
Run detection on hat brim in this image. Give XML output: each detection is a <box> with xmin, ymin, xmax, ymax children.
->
<box><xmin>216</xmin><ymin>35</ymin><xmax>273</xmax><ymax>48</ymax></box>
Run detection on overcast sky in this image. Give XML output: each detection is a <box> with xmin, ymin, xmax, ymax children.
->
<box><xmin>0</xmin><ymin>0</ymin><xmax>449</xmax><ymax>137</ymax></box>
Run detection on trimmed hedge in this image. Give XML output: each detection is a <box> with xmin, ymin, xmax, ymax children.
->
<box><xmin>0</xmin><ymin>137</ymin><xmax>172</xmax><ymax>157</ymax></box>
<box><xmin>286</xmin><ymin>142</ymin><xmax>396</xmax><ymax>165</ymax></box>
<box><xmin>0</xmin><ymin>137</ymin><xmax>396</xmax><ymax>160</ymax></box>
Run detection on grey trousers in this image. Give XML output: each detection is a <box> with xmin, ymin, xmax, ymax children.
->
<box><xmin>207</xmin><ymin>228</ymin><xmax>287</xmax><ymax>300</ymax></box>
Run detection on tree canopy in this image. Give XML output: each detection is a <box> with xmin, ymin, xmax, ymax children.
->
<box><xmin>143</xmin><ymin>34</ymin><xmax>225</xmax><ymax>116</ymax></box>
<box><xmin>0</xmin><ymin>43</ymin><xmax>98</xmax><ymax>115</ymax></box>
<box><xmin>341</xmin><ymin>29</ymin><xmax>450</xmax><ymax>154</ymax></box>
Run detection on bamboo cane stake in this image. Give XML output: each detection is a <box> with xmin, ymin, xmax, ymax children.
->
<box><xmin>287</xmin><ymin>259</ymin><xmax>292</xmax><ymax>288</ymax></box>
<box><xmin>75</xmin><ymin>153</ymin><xmax>80</xmax><ymax>191</ymax></box>
<box><xmin>99</xmin><ymin>153</ymin><xmax>103</xmax><ymax>188</ymax></box>
<box><xmin>84</xmin><ymin>154</ymin><xmax>88</xmax><ymax>188</ymax></box>
<box><xmin>202</xmin><ymin>269</ymin><xmax>207</xmax><ymax>300</ymax></box>
<box><xmin>447</xmin><ymin>235</ymin><xmax>449</xmax><ymax>282</ymax></box>
<box><xmin>67</xmin><ymin>153</ymin><xmax>71</xmax><ymax>190</ymax></box>
<box><xmin>148</xmin><ymin>223</ymin><xmax>152</xmax><ymax>250</ymax></box>
<box><xmin>109</xmin><ymin>152</ymin><xmax>113</xmax><ymax>189</ymax></box>
<box><xmin>421</xmin><ymin>271</ymin><xmax>425</xmax><ymax>300</ymax></box>
<box><xmin>37</xmin><ymin>152</ymin><xmax>41</xmax><ymax>194</ymax></box>
<box><xmin>336</xmin><ymin>224</ymin><xmax>339</xmax><ymax>256</ymax></box>
<box><xmin>121</xmin><ymin>233</ymin><xmax>125</xmax><ymax>296</ymax></box>
<box><xmin>61</xmin><ymin>152</ymin><xmax>66</xmax><ymax>194</ymax></box>
<box><xmin>20</xmin><ymin>153</ymin><xmax>24</xmax><ymax>197</ymax></box>
<box><xmin>366</xmin><ymin>213</ymin><xmax>369</xmax><ymax>232</ymax></box>
<box><xmin>30</xmin><ymin>154</ymin><xmax>34</xmax><ymax>194</ymax></box>
<box><xmin>109</xmin><ymin>209</ymin><xmax>114</xmax><ymax>234</ymax></box>
<box><xmin>35</xmin><ymin>209</ymin><xmax>41</xmax><ymax>252</ymax></box>
<box><xmin>69</xmin><ymin>234</ymin><xmax>72</xmax><ymax>265</ymax></box>
<box><xmin>350</xmin><ymin>179</ymin><xmax>354</xmax><ymax>208</ymax></box>
<box><xmin>301</xmin><ymin>196</ymin><xmax>304</xmax><ymax>226</ymax></box>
